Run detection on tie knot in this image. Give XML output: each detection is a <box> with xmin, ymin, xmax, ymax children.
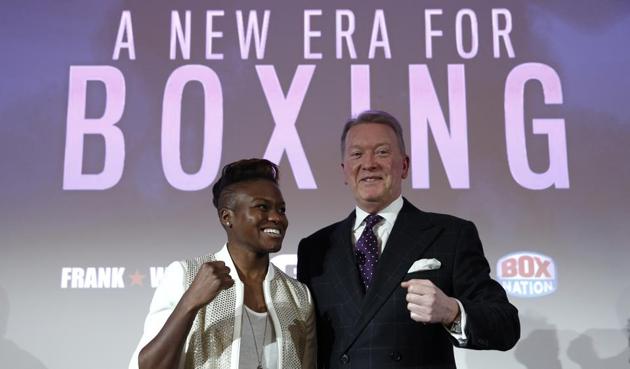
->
<box><xmin>363</xmin><ymin>214</ymin><xmax>383</xmax><ymax>229</ymax></box>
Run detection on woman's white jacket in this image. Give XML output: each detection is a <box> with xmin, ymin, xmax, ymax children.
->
<box><xmin>129</xmin><ymin>245</ymin><xmax>316</xmax><ymax>369</ymax></box>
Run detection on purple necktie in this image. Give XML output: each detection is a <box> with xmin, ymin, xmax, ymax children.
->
<box><xmin>355</xmin><ymin>214</ymin><xmax>383</xmax><ymax>290</ymax></box>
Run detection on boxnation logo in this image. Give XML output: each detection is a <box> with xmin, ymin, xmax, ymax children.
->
<box><xmin>496</xmin><ymin>252</ymin><xmax>557</xmax><ymax>298</ymax></box>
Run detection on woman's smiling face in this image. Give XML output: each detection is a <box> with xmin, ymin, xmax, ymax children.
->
<box><xmin>226</xmin><ymin>179</ymin><xmax>288</xmax><ymax>255</ymax></box>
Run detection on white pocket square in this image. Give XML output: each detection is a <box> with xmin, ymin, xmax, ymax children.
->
<box><xmin>407</xmin><ymin>258</ymin><xmax>441</xmax><ymax>273</ymax></box>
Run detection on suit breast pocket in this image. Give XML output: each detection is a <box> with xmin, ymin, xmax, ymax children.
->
<box><xmin>403</xmin><ymin>269</ymin><xmax>450</xmax><ymax>289</ymax></box>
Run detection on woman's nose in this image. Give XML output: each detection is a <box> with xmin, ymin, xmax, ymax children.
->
<box><xmin>267</xmin><ymin>209</ymin><xmax>285</xmax><ymax>223</ymax></box>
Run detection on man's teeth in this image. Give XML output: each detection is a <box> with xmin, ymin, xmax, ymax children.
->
<box><xmin>263</xmin><ymin>229</ymin><xmax>281</xmax><ymax>235</ymax></box>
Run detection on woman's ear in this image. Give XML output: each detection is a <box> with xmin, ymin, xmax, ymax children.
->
<box><xmin>219</xmin><ymin>208</ymin><xmax>233</xmax><ymax>228</ymax></box>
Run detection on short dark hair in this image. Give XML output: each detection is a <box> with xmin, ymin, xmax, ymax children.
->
<box><xmin>211</xmin><ymin>158</ymin><xmax>279</xmax><ymax>209</ymax></box>
<box><xmin>340</xmin><ymin>110</ymin><xmax>406</xmax><ymax>155</ymax></box>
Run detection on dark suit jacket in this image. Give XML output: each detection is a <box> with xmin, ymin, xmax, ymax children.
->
<box><xmin>297</xmin><ymin>199</ymin><xmax>520</xmax><ymax>369</ymax></box>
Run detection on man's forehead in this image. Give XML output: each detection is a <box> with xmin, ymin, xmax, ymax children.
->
<box><xmin>346</xmin><ymin>125</ymin><xmax>398</xmax><ymax>145</ymax></box>
<box><xmin>348</xmin><ymin>122</ymin><xmax>395</xmax><ymax>134</ymax></box>
<box><xmin>346</xmin><ymin>140</ymin><xmax>393</xmax><ymax>149</ymax></box>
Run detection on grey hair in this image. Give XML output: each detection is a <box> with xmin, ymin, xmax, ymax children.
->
<box><xmin>340</xmin><ymin>110</ymin><xmax>406</xmax><ymax>156</ymax></box>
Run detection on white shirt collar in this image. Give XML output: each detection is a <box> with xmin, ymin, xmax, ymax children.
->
<box><xmin>353</xmin><ymin>196</ymin><xmax>404</xmax><ymax>231</ymax></box>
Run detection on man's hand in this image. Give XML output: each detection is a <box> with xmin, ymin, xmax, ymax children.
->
<box><xmin>400</xmin><ymin>279</ymin><xmax>460</xmax><ymax>325</ymax></box>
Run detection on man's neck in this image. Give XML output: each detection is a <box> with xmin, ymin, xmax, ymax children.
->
<box><xmin>356</xmin><ymin>196</ymin><xmax>402</xmax><ymax>214</ymax></box>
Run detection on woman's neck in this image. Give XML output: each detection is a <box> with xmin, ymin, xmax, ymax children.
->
<box><xmin>226</xmin><ymin>243</ymin><xmax>269</xmax><ymax>282</ymax></box>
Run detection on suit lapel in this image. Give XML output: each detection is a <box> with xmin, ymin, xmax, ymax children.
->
<box><xmin>327</xmin><ymin>212</ymin><xmax>365</xmax><ymax>314</ymax></box>
<box><xmin>341</xmin><ymin>199</ymin><xmax>444</xmax><ymax>352</ymax></box>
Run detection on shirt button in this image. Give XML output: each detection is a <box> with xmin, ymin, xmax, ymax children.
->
<box><xmin>340</xmin><ymin>353</ymin><xmax>350</xmax><ymax>364</ymax></box>
<box><xmin>389</xmin><ymin>351</ymin><xmax>402</xmax><ymax>361</ymax></box>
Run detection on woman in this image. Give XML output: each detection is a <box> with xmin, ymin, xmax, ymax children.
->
<box><xmin>129</xmin><ymin>159</ymin><xmax>316</xmax><ymax>369</ymax></box>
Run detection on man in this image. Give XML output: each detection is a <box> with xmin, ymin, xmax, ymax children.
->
<box><xmin>297</xmin><ymin>110</ymin><xmax>519</xmax><ymax>369</ymax></box>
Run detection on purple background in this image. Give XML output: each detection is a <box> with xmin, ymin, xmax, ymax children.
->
<box><xmin>1</xmin><ymin>1</ymin><xmax>629</xmax><ymax>368</ymax></box>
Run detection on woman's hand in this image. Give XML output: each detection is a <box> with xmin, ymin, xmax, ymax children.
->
<box><xmin>183</xmin><ymin>261</ymin><xmax>235</xmax><ymax>310</ymax></box>
<box><xmin>138</xmin><ymin>261</ymin><xmax>233</xmax><ymax>369</ymax></box>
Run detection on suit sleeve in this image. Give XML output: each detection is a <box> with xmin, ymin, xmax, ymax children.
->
<box><xmin>297</xmin><ymin>238</ymin><xmax>310</xmax><ymax>286</ymax></box>
<box><xmin>302</xmin><ymin>285</ymin><xmax>317</xmax><ymax>369</ymax></box>
<box><xmin>451</xmin><ymin>221</ymin><xmax>520</xmax><ymax>351</ymax></box>
<box><xmin>297</xmin><ymin>236</ymin><xmax>331</xmax><ymax>367</ymax></box>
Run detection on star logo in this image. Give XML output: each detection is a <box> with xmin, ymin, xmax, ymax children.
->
<box><xmin>129</xmin><ymin>270</ymin><xmax>146</xmax><ymax>287</ymax></box>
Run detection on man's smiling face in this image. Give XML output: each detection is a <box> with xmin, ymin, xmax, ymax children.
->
<box><xmin>342</xmin><ymin>123</ymin><xmax>409</xmax><ymax>213</ymax></box>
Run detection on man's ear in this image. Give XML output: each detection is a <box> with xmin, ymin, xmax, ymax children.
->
<box><xmin>401</xmin><ymin>155</ymin><xmax>410</xmax><ymax>179</ymax></box>
<box><xmin>341</xmin><ymin>162</ymin><xmax>347</xmax><ymax>185</ymax></box>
